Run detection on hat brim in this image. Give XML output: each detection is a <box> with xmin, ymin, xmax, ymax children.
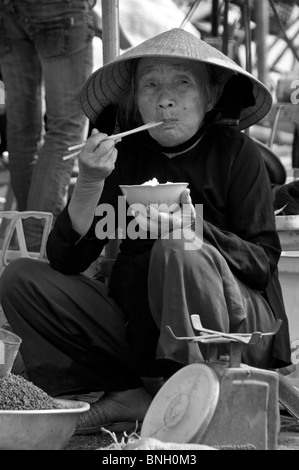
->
<box><xmin>80</xmin><ymin>28</ymin><xmax>273</xmax><ymax>130</ymax></box>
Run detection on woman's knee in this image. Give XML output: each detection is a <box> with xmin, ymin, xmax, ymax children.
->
<box><xmin>0</xmin><ymin>259</ymin><xmax>48</xmax><ymax>298</ymax></box>
<box><xmin>153</xmin><ymin>236</ymin><xmax>197</xmax><ymax>258</ymax></box>
<box><xmin>152</xmin><ymin>237</ymin><xmax>221</xmax><ymax>271</ymax></box>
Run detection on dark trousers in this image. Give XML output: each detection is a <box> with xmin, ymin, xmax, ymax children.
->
<box><xmin>0</xmin><ymin>258</ymin><xmax>146</xmax><ymax>396</ymax></box>
<box><xmin>0</xmin><ymin>238</ymin><xmax>276</xmax><ymax>396</ymax></box>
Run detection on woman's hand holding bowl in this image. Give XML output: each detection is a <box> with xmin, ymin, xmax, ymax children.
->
<box><xmin>132</xmin><ymin>188</ymin><xmax>196</xmax><ymax>238</ymax></box>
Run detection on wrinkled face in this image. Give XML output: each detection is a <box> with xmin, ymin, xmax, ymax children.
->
<box><xmin>136</xmin><ymin>57</ymin><xmax>213</xmax><ymax>147</ymax></box>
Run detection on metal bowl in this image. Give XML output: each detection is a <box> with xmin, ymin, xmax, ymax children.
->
<box><xmin>0</xmin><ymin>399</ymin><xmax>90</xmax><ymax>450</ymax></box>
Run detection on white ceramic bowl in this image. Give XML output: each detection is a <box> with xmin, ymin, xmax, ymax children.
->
<box><xmin>0</xmin><ymin>399</ymin><xmax>90</xmax><ymax>450</ymax></box>
<box><xmin>120</xmin><ymin>182</ymin><xmax>189</xmax><ymax>210</ymax></box>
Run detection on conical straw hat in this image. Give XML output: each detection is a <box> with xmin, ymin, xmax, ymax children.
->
<box><xmin>80</xmin><ymin>28</ymin><xmax>272</xmax><ymax>130</ymax></box>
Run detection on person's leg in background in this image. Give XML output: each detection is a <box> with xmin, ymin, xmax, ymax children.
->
<box><xmin>0</xmin><ymin>72</ymin><xmax>7</xmax><ymax>156</ymax></box>
<box><xmin>0</xmin><ymin>1</ymin><xmax>95</xmax><ymax>250</ymax></box>
<box><xmin>22</xmin><ymin>2</ymin><xmax>95</xmax><ymax>250</ymax></box>
<box><xmin>0</xmin><ymin>9</ymin><xmax>43</xmax><ymax>211</ymax></box>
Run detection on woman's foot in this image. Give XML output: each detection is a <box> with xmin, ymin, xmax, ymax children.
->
<box><xmin>75</xmin><ymin>387</ymin><xmax>152</xmax><ymax>435</ymax></box>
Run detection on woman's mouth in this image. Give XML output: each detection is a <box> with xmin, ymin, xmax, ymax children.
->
<box><xmin>161</xmin><ymin>119</ymin><xmax>178</xmax><ymax>126</ymax></box>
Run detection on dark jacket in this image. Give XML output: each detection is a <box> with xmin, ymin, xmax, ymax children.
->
<box><xmin>47</xmin><ymin>124</ymin><xmax>292</xmax><ymax>368</ymax></box>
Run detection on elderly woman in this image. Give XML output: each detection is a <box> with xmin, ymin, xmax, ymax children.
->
<box><xmin>0</xmin><ymin>28</ymin><xmax>291</xmax><ymax>434</ymax></box>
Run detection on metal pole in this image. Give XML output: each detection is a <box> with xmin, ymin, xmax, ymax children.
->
<box><xmin>101</xmin><ymin>0</ymin><xmax>120</xmax><ymax>64</ymax></box>
<box><xmin>212</xmin><ymin>0</ymin><xmax>219</xmax><ymax>37</ymax></box>
<box><xmin>100</xmin><ymin>0</ymin><xmax>120</xmax><ymax>261</ymax></box>
<box><xmin>242</xmin><ymin>0</ymin><xmax>252</xmax><ymax>73</ymax></box>
<box><xmin>254</xmin><ymin>0</ymin><xmax>269</xmax><ymax>85</ymax></box>
<box><xmin>222</xmin><ymin>0</ymin><xmax>229</xmax><ymax>55</ymax></box>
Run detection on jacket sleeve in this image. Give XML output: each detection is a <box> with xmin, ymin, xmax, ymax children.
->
<box><xmin>46</xmin><ymin>205</ymin><xmax>107</xmax><ymax>274</ymax></box>
<box><xmin>46</xmin><ymin>160</ymin><xmax>122</xmax><ymax>274</ymax></box>
<box><xmin>202</xmin><ymin>134</ymin><xmax>281</xmax><ymax>290</ymax></box>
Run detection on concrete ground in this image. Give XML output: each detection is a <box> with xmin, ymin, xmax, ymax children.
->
<box><xmin>64</xmin><ymin>413</ymin><xmax>299</xmax><ymax>450</ymax></box>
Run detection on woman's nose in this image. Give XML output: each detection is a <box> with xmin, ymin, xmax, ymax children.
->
<box><xmin>157</xmin><ymin>86</ymin><xmax>175</xmax><ymax>108</ymax></box>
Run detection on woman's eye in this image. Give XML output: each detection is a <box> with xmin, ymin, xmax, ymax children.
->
<box><xmin>145</xmin><ymin>81</ymin><xmax>156</xmax><ymax>87</ymax></box>
<box><xmin>177</xmin><ymin>79</ymin><xmax>190</xmax><ymax>85</ymax></box>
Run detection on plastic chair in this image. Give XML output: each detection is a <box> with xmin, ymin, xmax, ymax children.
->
<box><xmin>0</xmin><ymin>211</ymin><xmax>53</xmax><ymax>276</ymax></box>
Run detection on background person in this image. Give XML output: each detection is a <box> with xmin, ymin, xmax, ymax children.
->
<box><xmin>0</xmin><ymin>0</ymin><xmax>96</xmax><ymax>250</ymax></box>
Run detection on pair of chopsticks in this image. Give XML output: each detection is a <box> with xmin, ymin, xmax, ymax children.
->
<box><xmin>63</xmin><ymin>121</ymin><xmax>163</xmax><ymax>161</ymax></box>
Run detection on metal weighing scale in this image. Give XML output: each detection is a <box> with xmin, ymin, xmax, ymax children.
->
<box><xmin>141</xmin><ymin>316</ymin><xmax>282</xmax><ymax>450</ymax></box>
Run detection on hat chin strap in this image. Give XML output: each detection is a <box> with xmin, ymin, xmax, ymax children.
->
<box><xmin>144</xmin><ymin>104</ymin><xmax>222</xmax><ymax>154</ymax></box>
<box><xmin>143</xmin><ymin>123</ymin><xmax>206</xmax><ymax>154</ymax></box>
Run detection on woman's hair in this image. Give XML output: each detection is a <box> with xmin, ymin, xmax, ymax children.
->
<box><xmin>117</xmin><ymin>60</ymin><xmax>141</xmax><ymax>131</ymax></box>
<box><xmin>117</xmin><ymin>58</ymin><xmax>218</xmax><ymax>131</ymax></box>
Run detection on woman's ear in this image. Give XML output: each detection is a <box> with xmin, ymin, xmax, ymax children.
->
<box><xmin>205</xmin><ymin>83</ymin><xmax>218</xmax><ymax>113</ymax></box>
<box><xmin>206</xmin><ymin>101</ymin><xmax>214</xmax><ymax>113</ymax></box>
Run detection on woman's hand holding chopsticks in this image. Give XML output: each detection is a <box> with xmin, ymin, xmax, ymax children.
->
<box><xmin>77</xmin><ymin>128</ymin><xmax>118</xmax><ymax>183</ymax></box>
<box><xmin>67</xmin><ymin>128</ymin><xmax>118</xmax><ymax>236</ymax></box>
